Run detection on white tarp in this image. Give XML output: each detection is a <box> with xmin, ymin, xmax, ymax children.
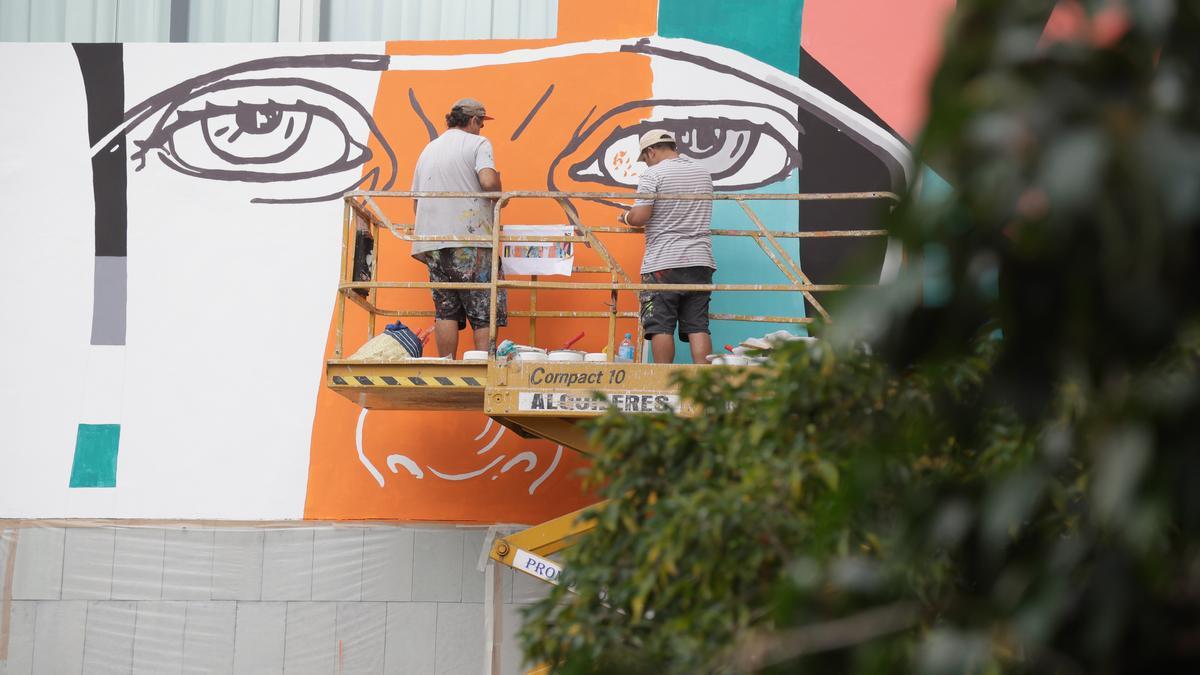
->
<box><xmin>500</xmin><ymin>225</ymin><xmax>575</xmax><ymax>277</ymax></box>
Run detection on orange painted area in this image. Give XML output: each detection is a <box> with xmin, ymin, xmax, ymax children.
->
<box><xmin>303</xmin><ymin>49</ymin><xmax>656</xmax><ymax>522</ymax></box>
<box><xmin>801</xmin><ymin>0</ymin><xmax>956</xmax><ymax>141</ymax></box>
<box><xmin>385</xmin><ymin>0</ymin><xmax>657</xmax><ymax>56</ymax></box>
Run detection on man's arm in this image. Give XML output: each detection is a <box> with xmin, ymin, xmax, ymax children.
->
<box><xmin>476</xmin><ymin>138</ymin><xmax>500</xmax><ymax>194</ymax></box>
<box><xmin>622</xmin><ymin>204</ymin><xmax>653</xmax><ymax>229</ymax></box>
<box><xmin>478</xmin><ymin>167</ymin><xmax>502</xmax><ymax>192</ymax></box>
<box><xmin>621</xmin><ymin>168</ymin><xmax>659</xmax><ymax>228</ymax></box>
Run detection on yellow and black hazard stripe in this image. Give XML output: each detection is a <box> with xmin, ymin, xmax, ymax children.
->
<box><xmin>330</xmin><ymin>374</ymin><xmax>484</xmax><ymax>387</ymax></box>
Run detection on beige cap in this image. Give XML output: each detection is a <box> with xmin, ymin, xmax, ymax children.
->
<box><xmin>451</xmin><ymin>97</ymin><xmax>494</xmax><ymax>120</ymax></box>
<box><xmin>638</xmin><ymin>129</ymin><xmax>675</xmax><ymax>154</ymax></box>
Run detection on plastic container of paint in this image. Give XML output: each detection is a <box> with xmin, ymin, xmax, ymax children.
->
<box><xmin>548</xmin><ymin>350</ymin><xmax>585</xmax><ymax>362</ymax></box>
<box><xmin>462</xmin><ymin>350</ymin><xmax>488</xmax><ymax>360</ymax></box>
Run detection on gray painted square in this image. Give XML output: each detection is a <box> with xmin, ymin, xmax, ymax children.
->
<box><xmin>82</xmin><ymin>601</ymin><xmax>136</xmax><ymax>673</ymax></box>
<box><xmin>161</xmin><ymin>528</ymin><xmax>214</xmax><ymax>601</ymax></box>
<box><xmin>283</xmin><ymin>602</ymin><xmax>336</xmax><ymax>675</ymax></box>
<box><xmin>261</xmin><ymin>529</ymin><xmax>314</xmax><ymax>601</ymax></box>
<box><xmin>460</xmin><ymin>529</ymin><xmax>489</xmax><ymax>603</ymax></box>
<box><xmin>335</xmin><ymin>602</ymin><xmax>386</xmax><ymax>674</ymax></box>
<box><xmin>435</xmin><ymin>603</ymin><xmax>484</xmax><ymax>675</ymax></box>
<box><xmin>311</xmin><ymin>528</ymin><xmax>364</xmax><ymax>601</ymax></box>
<box><xmin>211</xmin><ymin>530</ymin><xmax>264</xmax><ymax>601</ymax></box>
<box><xmin>91</xmin><ymin>256</ymin><xmax>127</xmax><ymax>346</ymax></box>
<box><xmin>111</xmin><ymin>528</ymin><xmax>165</xmax><ymax>600</ymax></box>
<box><xmin>3</xmin><ymin>601</ymin><xmax>37</xmax><ymax>675</ymax></box>
<box><xmin>31</xmin><ymin>600</ymin><xmax>86</xmax><ymax>675</ymax></box>
<box><xmin>12</xmin><ymin>528</ymin><xmax>64</xmax><ymax>600</ymax></box>
<box><xmin>383</xmin><ymin>602</ymin><xmax>436</xmax><ymax>675</ymax></box>
<box><xmin>132</xmin><ymin>602</ymin><xmax>186</xmax><ymax>675</ymax></box>
<box><xmin>412</xmin><ymin>530</ymin><xmax>464</xmax><ymax>602</ymax></box>
<box><xmin>61</xmin><ymin>528</ymin><xmax>115</xmax><ymax>600</ymax></box>
<box><xmin>232</xmin><ymin>602</ymin><xmax>286</xmax><ymax>675</ymax></box>
<box><xmin>181</xmin><ymin>602</ymin><xmax>236</xmax><ymax>674</ymax></box>
<box><xmin>361</xmin><ymin>528</ymin><xmax>413</xmax><ymax>602</ymax></box>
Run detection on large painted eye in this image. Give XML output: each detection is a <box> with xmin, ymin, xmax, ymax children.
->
<box><xmin>556</xmin><ymin>102</ymin><xmax>803</xmax><ymax>192</ymax></box>
<box><xmin>129</xmin><ymin>76</ymin><xmax>394</xmax><ymax>203</ymax></box>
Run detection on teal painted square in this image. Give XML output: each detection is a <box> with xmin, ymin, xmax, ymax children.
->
<box><xmin>69</xmin><ymin>424</ymin><xmax>120</xmax><ymax>488</ymax></box>
<box><xmin>659</xmin><ymin>0</ymin><xmax>803</xmax><ymax>73</ymax></box>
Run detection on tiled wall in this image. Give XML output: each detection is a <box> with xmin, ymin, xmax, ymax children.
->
<box><xmin>0</xmin><ymin>524</ymin><xmax>548</xmax><ymax>674</ymax></box>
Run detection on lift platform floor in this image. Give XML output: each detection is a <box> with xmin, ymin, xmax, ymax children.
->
<box><xmin>326</xmin><ymin>359</ymin><xmax>488</xmax><ymax>410</ymax></box>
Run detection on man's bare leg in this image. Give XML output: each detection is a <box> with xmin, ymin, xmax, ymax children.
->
<box><xmin>650</xmin><ymin>334</ymin><xmax>676</xmax><ymax>364</ymax></box>
<box><xmin>472</xmin><ymin>326</ymin><xmax>493</xmax><ymax>352</ymax></box>
<box><xmin>688</xmin><ymin>332</ymin><xmax>713</xmax><ymax>364</ymax></box>
<box><xmin>434</xmin><ymin>319</ymin><xmax>460</xmax><ymax>358</ymax></box>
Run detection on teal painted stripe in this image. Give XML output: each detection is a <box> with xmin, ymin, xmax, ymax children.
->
<box><xmin>658</xmin><ymin>0</ymin><xmax>804</xmax><ymax>73</ymax></box>
<box><xmin>70</xmin><ymin>423</ymin><xmax>120</xmax><ymax>488</ymax></box>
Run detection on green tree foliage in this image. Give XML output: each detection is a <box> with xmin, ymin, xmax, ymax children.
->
<box><xmin>522</xmin><ymin>1</ymin><xmax>1200</xmax><ymax>672</ymax></box>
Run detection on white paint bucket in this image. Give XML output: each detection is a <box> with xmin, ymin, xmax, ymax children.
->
<box><xmin>515</xmin><ymin>351</ymin><xmax>548</xmax><ymax>362</ymax></box>
<box><xmin>548</xmin><ymin>350</ymin><xmax>585</xmax><ymax>362</ymax></box>
<box><xmin>584</xmin><ymin>352</ymin><xmax>608</xmax><ymax>363</ymax></box>
<box><xmin>722</xmin><ymin>355</ymin><xmax>751</xmax><ymax>366</ymax></box>
<box><xmin>462</xmin><ymin>350</ymin><xmax>488</xmax><ymax>361</ymax></box>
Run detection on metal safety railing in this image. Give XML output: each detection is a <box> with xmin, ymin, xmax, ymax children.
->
<box><xmin>333</xmin><ymin>190</ymin><xmax>898</xmax><ymax>361</ymax></box>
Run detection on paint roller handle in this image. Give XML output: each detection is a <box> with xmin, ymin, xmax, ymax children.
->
<box><xmin>562</xmin><ymin>331</ymin><xmax>585</xmax><ymax>350</ymax></box>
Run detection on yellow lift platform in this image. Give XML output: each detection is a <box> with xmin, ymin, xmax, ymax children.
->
<box><xmin>326</xmin><ymin>188</ymin><xmax>896</xmax><ymax>671</ymax></box>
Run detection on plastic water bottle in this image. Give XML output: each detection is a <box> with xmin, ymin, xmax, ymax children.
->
<box><xmin>616</xmin><ymin>333</ymin><xmax>635</xmax><ymax>363</ymax></box>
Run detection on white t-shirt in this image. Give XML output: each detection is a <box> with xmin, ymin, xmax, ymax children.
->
<box><xmin>411</xmin><ymin>128</ymin><xmax>496</xmax><ymax>258</ymax></box>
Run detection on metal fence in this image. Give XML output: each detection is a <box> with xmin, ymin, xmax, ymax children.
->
<box><xmin>334</xmin><ymin>189</ymin><xmax>898</xmax><ymax>360</ymax></box>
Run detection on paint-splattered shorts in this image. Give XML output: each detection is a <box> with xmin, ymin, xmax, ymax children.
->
<box><xmin>422</xmin><ymin>247</ymin><xmax>507</xmax><ymax>330</ymax></box>
<box><xmin>640</xmin><ymin>266</ymin><xmax>714</xmax><ymax>342</ymax></box>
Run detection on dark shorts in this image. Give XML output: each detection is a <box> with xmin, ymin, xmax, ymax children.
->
<box><xmin>422</xmin><ymin>247</ymin><xmax>507</xmax><ymax>330</ymax></box>
<box><xmin>640</xmin><ymin>266</ymin><xmax>714</xmax><ymax>342</ymax></box>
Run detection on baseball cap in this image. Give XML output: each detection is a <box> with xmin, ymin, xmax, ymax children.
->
<box><xmin>452</xmin><ymin>98</ymin><xmax>494</xmax><ymax>120</ymax></box>
<box><xmin>638</xmin><ymin>129</ymin><xmax>676</xmax><ymax>154</ymax></box>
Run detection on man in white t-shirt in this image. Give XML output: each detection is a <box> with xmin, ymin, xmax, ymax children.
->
<box><xmin>621</xmin><ymin>130</ymin><xmax>716</xmax><ymax>364</ymax></box>
<box><xmin>411</xmin><ymin>98</ymin><xmax>505</xmax><ymax>357</ymax></box>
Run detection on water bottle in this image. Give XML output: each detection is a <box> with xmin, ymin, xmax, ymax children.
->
<box><xmin>616</xmin><ymin>333</ymin><xmax>635</xmax><ymax>363</ymax></box>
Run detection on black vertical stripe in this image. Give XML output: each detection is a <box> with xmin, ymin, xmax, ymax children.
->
<box><xmin>73</xmin><ymin>44</ymin><xmax>127</xmax><ymax>258</ymax></box>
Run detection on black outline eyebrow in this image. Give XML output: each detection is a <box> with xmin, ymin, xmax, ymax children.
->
<box><xmin>511</xmin><ymin>84</ymin><xmax>555</xmax><ymax>141</ymax></box>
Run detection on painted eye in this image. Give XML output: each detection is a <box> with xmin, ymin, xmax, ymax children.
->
<box><xmin>557</xmin><ymin>103</ymin><xmax>803</xmax><ymax>192</ymax></box>
<box><xmin>129</xmin><ymin>77</ymin><xmax>393</xmax><ymax>203</ymax></box>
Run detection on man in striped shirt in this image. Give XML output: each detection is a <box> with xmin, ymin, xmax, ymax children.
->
<box><xmin>621</xmin><ymin>130</ymin><xmax>716</xmax><ymax>364</ymax></box>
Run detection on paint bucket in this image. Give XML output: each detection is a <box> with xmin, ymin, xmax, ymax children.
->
<box><xmin>722</xmin><ymin>355</ymin><xmax>751</xmax><ymax>366</ymax></box>
<box><xmin>548</xmin><ymin>350</ymin><xmax>585</xmax><ymax>362</ymax></box>
<box><xmin>462</xmin><ymin>350</ymin><xmax>488</xmax><ymax>361</ymax></box>
<box><xmin>515</xmin><ymin>351</ymin><xmax>548</xmax><ymax>363</ymax></box>
<box><xmin>584</xmin><ymin>352</ymin><xmax>608</xmax><ymax>363</ymax></box>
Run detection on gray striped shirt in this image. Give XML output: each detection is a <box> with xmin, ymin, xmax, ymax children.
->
<box><xmin>634</xmin><ymin>155</ymin><xmax>716</xmax><ymax>274</ymax></box>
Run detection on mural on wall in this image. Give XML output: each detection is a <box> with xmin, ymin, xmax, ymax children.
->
<box><xmin>0</xmin><ymin>0</ymin><xmax>953</xmax><ymax>520</ymax></box>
